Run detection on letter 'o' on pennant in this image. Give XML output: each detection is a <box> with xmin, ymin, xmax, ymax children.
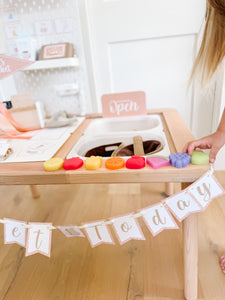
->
<box><xmin>57</xmin><ymin>226</ymin><xmax>85</xmax><ymax>238</ymax></box>
<box><xmin>164</xmin><ymin>191</ymin><xmax>202</xmax><ymax>222</ymax></box>
<box><xmin>141</xmin><ymin>203</ymin><xmax>178</xmax><ymax>236</ymax></box>
<box><xmin>4</xmin><ymin>218</ymin><xmax>27</xmax><ymax>247</ymax></box>
<box><xmin>25</xmin><ymin>223</ymin><xmax>52</xmax><ymax>257</ymax></box>
<box><xmin>0</xmin><ymin>55</ymin><xmax>34</xmax><ymax>80</ymax></box>
<box><xmin>111</xmin><ymin>214</ymin><xmax>145</xmax><ymax>245</ymax></box>
<box><xmin>189</xmin><ymin>172</ymin><xmax>225</xmax><ymax>210</ymax></box>
<box><xmin>83</xmin><ymin>221</ymin><xmax>114</xmax><ymax>248</ymax></box>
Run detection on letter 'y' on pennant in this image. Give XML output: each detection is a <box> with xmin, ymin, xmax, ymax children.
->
<box><xmin>141</xmin><ymin>203</ymin><xmax>178</xmax><ymax>236</ymax></box>
<box><xmin>83</xmin><ymin>221</ymin><xmax>114</xmax><ymax>248</ymax></box>
<box><xmin>25</xmin><ymin>223</ymin><xmax>52</xmax><ymax>257</ymax></box>
<box><xmin>188</xmin><ymin>172</ymin><xmax>225</xmax><ymax>211</ymax></box>
<box><xmin>163</xmin><ymin>190</ymin><xmax>202</xmax><ymax>222</ymax></box>
<box><xmin>0</xmin><ymin>55</ymin><xmax>34</xmax><ymax>80</ymax></box>
<box><xmin>111</xmin><ymin>214</ymin><xmax>145</xmax><ymax>245</ymax></box>
<box><xmin>57</xmin><ymin>226</ymin><xmax>85</xmax><ymax>238</ymax></box>
<box><xmin>4</xmin><ymin>218</ymin><xmax>27</xmax><ymax>247</ymax></box>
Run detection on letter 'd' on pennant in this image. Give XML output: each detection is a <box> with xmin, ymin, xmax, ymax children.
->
<box><xmin>4</xmin><ymin>218</ymin><xmax>27</xmax><ymax>247</ymax></box>
<box><xmin>141</xmin><ymin>204</ymin><xmax>178</xmax><ymax>236</ymax></box>
<box><xmin>25</xmin><ymin>223</ymin><xmax>52</xmax><ymax>257</ymax></box>
<box><xmin>164</xmin><ymin>191</ymin><xmax>202</xmax><ymax>222</ymax></box>
<box><xmin>83</xmin><ymin>221</ymin><xmax>114</xmax><ymax>248</ymax></box>
<box><xmin>189</xmin><ymin>172</ymin><xmax>225</xmax><ymax>210</ymax></box>
<box><xmin>111</xmin><ymin>214</ymin><xmax>145</xmax><ymax>245</ymax></box>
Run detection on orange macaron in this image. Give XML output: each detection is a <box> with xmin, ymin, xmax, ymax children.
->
<box><xmin>105</xmin><ymin>157</ymin><xmax>125</xmax><ymax>170</ymax></box>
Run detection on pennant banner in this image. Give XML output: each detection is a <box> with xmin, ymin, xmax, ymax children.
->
<box><xmin>83</xmin><ymin>221</ymin><xmax>114</xmax><ymax>248</ymax></box>
<box><xmin>4</xmin><ymin>218</ymin><xmax>27</xmax><ymax>247</ymax></box>
<box><xmin>25</xmin><ymin>223</ymin><xmax>52</xmax><ymax>257</ymax></box>
<box><xmin>141</xmin><ymin>203</ymin><xmax>178</xmax><ymax>236</ymax></box>
<box><xmin>58</xmin><ymin>226</ymin><xmax>85</xmax><ymax>238</ymax></box>
<box><xmin>189</xmin><ymin>173</ymin><xmax>224</xmax><ymax>210</ymax></box>
<box><xmin>0</xmin><ymin>54</ymin><xmax>34</xmax><ymax>80</ymax></box>
<box><xmin>164</xmin><ymin>190</ymin><xmax>202</xmax><ymax>222</ymax></box>
<box><xmin>1</xmin><ymin>171</ymin><xmax>224</xmax><ymax>257</ymax></box>
<box><xmin>111</xmin><ymin>214</ymin><xmax>145</xmax><ymax>245</ymax></box>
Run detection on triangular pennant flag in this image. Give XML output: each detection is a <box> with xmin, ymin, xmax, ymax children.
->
<box><xmin>57</xmin><ymin>226</ymin><xmax>85</xmax><ymax>238</ymax></box>
<box><xmin>4</xmin><ymin>218</ymin><xmax>27</xmax><ymax>247</ymax></box>
<box><xmin>25</xmin><ymin>223</ymin><xmax>52</xmax><ymax>257</ymax></box>
<box><xmin>83</xmin><ymin>221</ymin><xmax>114</xmax><ymax>248</ymax></box>
<box><xmin>111</xmin><ymin>214</ymin><xmax>145</xmax><ymax>245</ymax></box>
<box><xmin>141</xmin><ymin>203</ymin><xmax>178</xmax><ymax>236</ymax></box>
<box><xmin>189</xmin><ymin>172</ymin><xmax>225</xmax><ymax>210</ymax></box>
<box><xmin>164</xmin><ymin>191</ymin><xmax>202</xmax><ymax>222</ymax></box>
<box><xmin>0</xmin><ymin>54</ymin><xmax>34</xmax><ymax>80</ymax></box>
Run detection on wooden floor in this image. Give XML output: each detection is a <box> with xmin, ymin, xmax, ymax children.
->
<box><xmin>0</xmin><ymin>172</ymin><xmax>225</xmax><ymax>300</ymax></box>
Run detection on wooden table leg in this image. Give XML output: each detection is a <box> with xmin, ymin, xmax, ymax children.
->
<box><xmin>182</xmin><ymin>183</ymin><xmax>198</xmax><ymax>300</ymax></box>
<box><xmin>29</xmin><ymin>185</ymin><xmax>40</xmax><ymax>199</ymax></box>
<box><xmin>165</xmin><ymin>182</ymin><xmax>173</xmax><ymax>196</ymax></box>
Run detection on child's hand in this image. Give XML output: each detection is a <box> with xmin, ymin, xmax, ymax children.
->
<box><xmin>182</xmin><ymin>131</ymin><xmax>225</xmax><ymax>163</ymax></box>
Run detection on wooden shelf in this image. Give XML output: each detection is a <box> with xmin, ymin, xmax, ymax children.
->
<box><xmin>22</xmin><ymin>57</ymin><xmax>79</xmax><ymax>71</ymax></box>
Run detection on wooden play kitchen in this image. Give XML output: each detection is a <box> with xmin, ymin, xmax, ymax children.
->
<box><xmin>0</xmin><ymin>108</ymin><xmax>209</xmax><ymax>300</ymax></box>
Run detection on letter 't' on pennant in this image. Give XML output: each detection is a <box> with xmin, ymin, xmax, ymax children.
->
<box><xmin>111</xmin><ymin>214</ymin><xmax>145</xmax><ymax>245</ymax></box>
<box><xmin>0</xmin><ymin>55</ymin><xmax>34</xmax><ymax>80</ymax></box>
<box><xmin>164</xmin><ymin>191</ymin><xmax>202</xmax><ymax>222</ymax></box>
<box><xmin>83</xmin><ymin>221</ymin><xmax>114</xmax><ymax>248</ymax></box>
<box><xmin>189</xmin><ymin>172</ymin><xmax>225</xmax><ymax>210</ymax></box>
<box><xmin>4</xmin><ymin>218</ymin><xmax>27</xmax><ymax>247</ymax></box>
<box><xmin>25</xmin><ymin>223</ymin><xmax>52</xmax><ymax>257</ymax></box>
<box><xmin>141</xmin><ymin>204</ymin><xmax>178</xmax><ymax>236</ymax></box>
<box><xmin>57</xmin><ymin>226</ymin><xmax>85</xmax><ymax>238</ymax></box>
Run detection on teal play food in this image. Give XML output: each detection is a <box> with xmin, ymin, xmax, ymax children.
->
<box><xmin>191</xmin><ymin>150</ymin><xmax>209</xmax><ymax>165</ymax></box>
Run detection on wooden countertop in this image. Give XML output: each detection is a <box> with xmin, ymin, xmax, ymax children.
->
<box><xmin>0</xmin><ymin>108</ymin><xmax>209</xmax><ymax>185</ymax></box>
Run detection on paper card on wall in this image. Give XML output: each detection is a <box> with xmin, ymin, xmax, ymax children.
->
<box><xmin>101</xmin><ymin>91</ymin><xmax>147</xmax><ymax>118</ymax></box>
<box><xmin>141</xmin><ymin>203</ymin><xmax>178</xmax><ymax>236</ymax></box>
<box><xmin>0</xmin><ymin>55</ymin><xmax>34</xmax><ymax>80</ymax></box>
<box><xmin>164</xmin><ymin>191</ymin><xmax>202</xmax><ymax>222</ymax></box>
<box><xmin>111</xmin><ymin>214</ymin><xmax>145</xmax><ymax>245</ymax></box>
<box><xmin>4</xmin><ymin>218</ymin><xmax>27</xmax><ymax>247</ymax></box>
<box><xmin>25</xmin><ymin>223</ymin><xmax>52</xmax><ymax>257</ymax></box>
<box><xmin>189</xmin><ymin>172</ymin><xmax>225</xmax><ymax>210</ymax></box>
<box><xmin>57</xmin><ymin>226</ymin><xmax>85</xmax><ymax>238</ymax></box>
<box><xmin>83</xmin><ymin>221</ymin><xmax>114</xmax><ymax>248</ymax></box>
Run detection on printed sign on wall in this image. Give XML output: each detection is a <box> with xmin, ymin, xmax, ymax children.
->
<box><xmin>101</xmin><ymin>91</ymin><xmax>147</xmax><ymax>118</ymax></box>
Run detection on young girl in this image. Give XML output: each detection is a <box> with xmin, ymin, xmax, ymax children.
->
<box><xmin>183</xmin><ymin>0</ymin><xmax>225</xmax><ymax>163</ymax></box>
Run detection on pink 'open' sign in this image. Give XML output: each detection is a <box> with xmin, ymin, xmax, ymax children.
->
<box><xmin>101</xmin><ymin>91</ymin><xmax>147</xmax><ymax>118</ymax></box>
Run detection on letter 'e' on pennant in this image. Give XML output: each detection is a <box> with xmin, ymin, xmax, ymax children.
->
<box><xmin>0</xmin><ymin>55</ymin><xmax>34</xmax><ymax>80</ymax></box>
<box><xmin>189</xmin><ymin>172</ymin><xmax>225</xmax><ymax>210</ymax></box>
<box><xmin>164</xmin><ymin>191</ymin><xmax>202</xmax><ymax>222</ymax></box>
<box><xmin>57</xmin><ymin>226</ymin><xmax>85</xmax><ymax>238</ymax></box>
<box><xmin>83</xmin><ymin>221</ymin><xmax>114</xmax><ymax>248</ymax></box>
<box><xmin>111</xmin><ymin>214</ymin><xmax>145</xmax><ymax>245</ymax></box>
<box><xmin>25</xmin><ymin>223</ymin><xmax>52</xmax><ymax>257</ymax></box>
<box><xmin>4</xmin><ymin>218</ymin><xmax>27</xmax><ymax>247</ymax></box>
<box><xmin>141</xmin><ymin>203</ymin><xmax>178</xmax><ymax>236</ymax></box>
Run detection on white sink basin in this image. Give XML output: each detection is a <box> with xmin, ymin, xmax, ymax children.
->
<box><xmin>67</xmin><ymin>114</ymin><xmax>171</xmax><ymax>159</ymax></box>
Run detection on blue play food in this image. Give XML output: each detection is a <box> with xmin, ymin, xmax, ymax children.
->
<box><xmin>169</xmin><ymin>152</ymin><xmax>191</xmax><ymax>168</ymax></box>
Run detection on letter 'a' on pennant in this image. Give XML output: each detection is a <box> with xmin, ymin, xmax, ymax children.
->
<box><xmin>188</xmin><ymin>172</ymin><xmax>225</xmax><ymax>211</ymax></box>
<box><xmin>0</xmin><ymin>55</ymin><xmax>34</xmax><ymax>80</ymax></box>
<box><xmin>83</xmin><ymin>221</ymin><xmax>114</xmax><ymax>248</ymax></box>
<box><xmin>163</xmin><ymin>191</ymin><xmax>202</xmax><ymax>222</ymax></box>
<box><xmin>57</xmin><ymin>226</ymin><xmax>85</xmax><ymax>238</ymax></box>
<box><xmin>111</xmin><ymin>214</ymin><xmax>145</xmax><ymax>245</ymax></box>
<box><xmin>4</xmin><ymin>218</ymin><xmax>27</xmax><ymax>248</ymax></box>
<box><xmin>25</xmin><ymin>223</ymin><xmax>52</xmax><ymax>257</ymax></box>
<box><xmin>141</xmin><ymin>203</ymin><xmax>178</xmax><ymax>236</ymax></box>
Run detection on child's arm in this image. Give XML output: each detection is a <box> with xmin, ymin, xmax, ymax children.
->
<box><xmin>183</xmin><ymin>109</ymin><xmax>225</xmax><ymax>163</ymax></box>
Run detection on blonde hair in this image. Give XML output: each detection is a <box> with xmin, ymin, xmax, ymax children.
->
<box><xmin>191</xmin><ymin>0</ymin><xmax>225</xmax><ymax>85</ymax></box>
